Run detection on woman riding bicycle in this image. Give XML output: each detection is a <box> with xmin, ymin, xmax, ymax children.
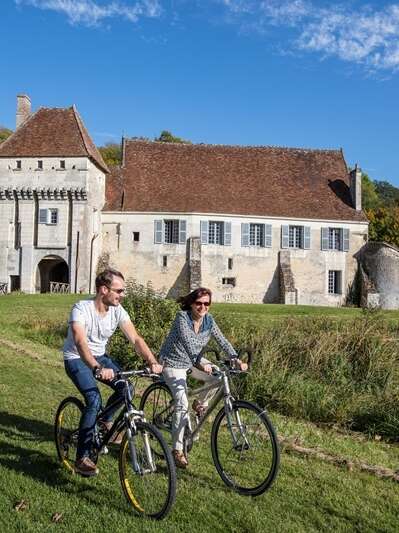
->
<box><xmin>160</xmin><ymin>287</ymin><xmax>247</xmax><ymax>468</ymax></box>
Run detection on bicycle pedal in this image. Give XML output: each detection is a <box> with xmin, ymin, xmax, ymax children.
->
<box><xmin>100</xmin><ymin>446</ymin><xmax>109</xmax><ymax>455</ymax></box>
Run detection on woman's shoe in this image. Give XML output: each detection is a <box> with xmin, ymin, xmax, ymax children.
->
<box><xmin>192</xmin><ymin>399</ymin><xmax>206</xmax><ymax>419</ymax></box>
<box><xmin>172</xmin><ymin>450</ymin><xmax>188</xmax><ymax>469</ymax></box>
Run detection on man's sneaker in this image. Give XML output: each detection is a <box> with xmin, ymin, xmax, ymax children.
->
<box><xmin>99</xmin><ymin>420</ymin><xmax>124</xmax><ymax>445</ymax></box>
<box><xmin>75</xmin><ymin>457</ymin><xmax>99</xmax><ymax>477</ymax></box>
<box><xmin>172</xmin><ymin>450</ymin><xmax>188</xmax><ymax>469</ymax></box>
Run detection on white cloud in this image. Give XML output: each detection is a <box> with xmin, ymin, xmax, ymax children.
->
<box><xmin>15</xmin><ymin>0</ymin><xmax>162</xmax><ymax>26</ymax></box>
<box><xmin>220</xmin><ymin>1</ymin><xmax>399</xmax><ymax>73</ymax></box>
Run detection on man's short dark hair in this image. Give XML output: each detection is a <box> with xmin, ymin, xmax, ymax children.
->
<box><xmin>95</xmin><ymin>269</ymin><xmax>125</xmax><ymax>292</ymax></box>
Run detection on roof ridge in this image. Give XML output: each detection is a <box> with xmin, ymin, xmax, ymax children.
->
<box><xmin>72</xmin><ymin>105</ymin><xmax>91</xmax><ymax>158</ymax></box>
<box><xmin>124</xmin><ymin>138</ymin><xmax>341</xmax><ymax>153</ymax></box>
<box><xmin>71</xmin><ymin>105</ymin><xmax>109</xmax><ymax>173</ymax></box>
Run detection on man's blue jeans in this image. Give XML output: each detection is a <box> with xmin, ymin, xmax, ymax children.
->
<box><xmin>64</xmin><ymin>355</ymin><xmax>124</xmax><ymax>460</ymax></box>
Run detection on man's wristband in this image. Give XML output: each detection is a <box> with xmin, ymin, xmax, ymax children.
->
<box><xmin>93</xmin><ymin>365</ymin><xmax>103</xmax><ymax>378</ymax></box>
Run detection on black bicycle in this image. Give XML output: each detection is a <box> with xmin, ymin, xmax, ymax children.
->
<box><xmin>140</xmin><ymin>350</ymin><xmax>280</xmax><ymax>496</ymax></box>
<box><xmin>54</xmin><ymin>369</ymin><xmax>176</xmax><ymax>520</ymax></box>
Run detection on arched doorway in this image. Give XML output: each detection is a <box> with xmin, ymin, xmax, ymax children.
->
<box><xmin>37</xmin><ymin>256</ymin><xmax>70</xmax><ymax>293</ymax></box>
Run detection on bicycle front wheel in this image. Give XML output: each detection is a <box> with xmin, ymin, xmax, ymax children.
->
<box><xmin>139</xmin><ymin>382</ymin><xmax>174</xmax><ymax>448</ymax></box>
<box><xmin>119</xmin><ymin>421</ymin><xmax>176</xmax><ymax>520</ymax></box>
<box><xmin>211</xmin><ymin>400</ymin><xmax>280</xmax><ymax>496</ymax></box>
<box><xmin>54</xmin><ymin>396</ymin><xmax>83</xmax><ymax>473</ymax></box>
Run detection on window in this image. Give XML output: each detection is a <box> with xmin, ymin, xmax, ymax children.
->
<box><xmin>228</xmin><ymin>258</ymin><xmax>233</xmax><ymax>270</ymax></box>
<box><xmin>281</xmin><ymin>225</ymin><xmax>311</xmax><ymax>249</ymax></box>
<box><xmin>133</xmin><ymin>232</ymin><xmax>140</xmax><ymax>242</ymax></box>
<box><xmin>201</xmin><ymin>220</ymin><xmax>231</xmax><ymax>246</ymax></box>
<box><xmin>154</xmin><ymin>219</ymin><xmax>187</xmax><ymax>244</ymax></box>
<box><xmin>16</xmin><ymin>160</ymin><xmax>21</xmax><ymax>170</ymax></box>
<box><xmin>328</xmin><ymin>271</ymin><xmax>342</xmax><ymax>294</ymax></box>
<box><xmin>39</xmin><ymin>208</ymin><xmax>58</xmax><ymax>225</ymax></box>
<box><xmin>60</xmin><ymin>160</ymin><xmax>66</xmax><ymax>169</ymax></box>
<box><xmin>163</xmin><ymin>256</ymin><xmax>168</xmax><ymax>267</ymax></box>
<box><xmin>289</xmin><ymin>226</ymin><xmax>303</xmax><ymax>248</ymax></box>
<box><xmin>321</xmin><ymin>228</ymin><xmax>349</xmax><ymax>252</ymax></box>
<box><xmin>222</xmin><ymin>277</ymin><xmax>236</xmax><ymax>287</ymax></box>
<box><xmin>49</xmin><ymin>209</ymin><xmax>58</xmax><ymax>224</ymax></box>
<box><xmin>164</xmin><ymin>220</ymin><xmax>180</xmax><ymax>244</ymax></box>
<box><xmin>37</xmin><ymin>160</ymin><xmax>43</xmax><ymax>170</ymax></box>
<box><xmin>241</xmin><ymin>223</ymin><xmax>272</xmax><ymax>247</ymax></box>
<box><xmin>209</xmin><ymin>221</ymin><xmax>224</xmax><ymax>244</ymax></box>
<box><xmin>250</xmin><ymin>223</ymin><xmax>264</xmax><ymax>246</ymax></box>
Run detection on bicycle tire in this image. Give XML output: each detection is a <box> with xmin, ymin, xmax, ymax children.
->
<box><xmin>119</xmin><ymin>421</ymin><xmax>176</xmax><ymax>520</ymax></box>
<box><xmin>54</xmin><ymin>396</ymin><xmax>84</xmax><ymax>473</ymax></box>
<box><xmin>211</xmin><ymin>399</ymin><xmax>280</xmax><ymax>496</ymax></box>
<box><xmin>139</xmin><ymin>382</ymin><xmax>174</xmax><ymax>447</ymax></box>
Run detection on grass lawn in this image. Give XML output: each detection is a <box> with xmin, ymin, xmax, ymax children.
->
<box><xmin>0</xmin><ymin>294</ymin><xmax>398</xmax><ymax>531</ymax></box>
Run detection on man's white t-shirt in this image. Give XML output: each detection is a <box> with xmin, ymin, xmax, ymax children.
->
<box><xmin>63</xmin><ymin>299</ymin><xmax>130</xmax><ymax>360</ymax></box>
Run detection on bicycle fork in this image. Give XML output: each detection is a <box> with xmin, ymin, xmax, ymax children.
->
<box><xmin>125</xmin><ymin>412</ymin><xmax>156</xmax><ymax>474</ymax></box>
<box><xmin>223</xmin><ymin>376</ymin><xmax>250</xmax><ymax>451</ymax></box>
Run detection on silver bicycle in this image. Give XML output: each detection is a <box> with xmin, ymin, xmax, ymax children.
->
<box><xmin>140</xmin><ymin>351</ymin><xmax>280</xmax><ymax>496</ymax></box>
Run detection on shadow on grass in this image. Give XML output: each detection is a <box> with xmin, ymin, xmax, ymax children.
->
<box><xmin>0</xmin><ymin>410</ymin><xmax>53</xmax><ymax>442</ymax></box>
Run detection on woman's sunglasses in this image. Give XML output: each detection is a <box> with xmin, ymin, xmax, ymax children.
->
<box><xmin>194</xmin><ymin>301</ymin><xmax>210</xmax><ymax>308</ymax></box>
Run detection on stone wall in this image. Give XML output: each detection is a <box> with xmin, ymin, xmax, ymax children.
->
<box><xmin>356</xmin><ymin>242</ymin><xmax>399</xmax><ymax>310</ymax></box>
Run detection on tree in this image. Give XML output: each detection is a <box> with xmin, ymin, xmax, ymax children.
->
<box><xmin>0</xmin><ymin>127</ymin><xmax>12</xmax><ymax>144</ymax></box>
<box><xmin>155</xmin><ymin>130</ymin><xmax>191</xmax><ymax>144</ymax></box>
<box><xmin>366</xmin><ymin>206</ymin><xmax>399</xmax><ymax>248</ymax></box>
<box><xmin>374</xmin><ymin>180</ymin><xmax>399</xmax><ymax>207</ymax></box>
<box><xmin>361</xmin><ymin>173</ymin><xmax>381</xmax><ymax>210</ymax></box>
<box><xmin>98</xmin><ymin>142</ymin><xmax>122</xmax><ymax>167</ymax></box>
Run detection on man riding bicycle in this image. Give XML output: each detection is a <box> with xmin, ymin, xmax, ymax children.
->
<box><xmin>62</xmin><ymin>268</ymin><xmax>162</xmax><ymax>477</ymax></box>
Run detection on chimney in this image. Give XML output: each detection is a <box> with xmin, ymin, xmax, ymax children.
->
<box><xmin>16</xmin><ymin>94</ymin><xmax>31</xmax><ymax>128</ymax></box>
<box><xmin>350</xmin><ymin>164</ymin><xmax>362</xmax><ymax>211</ymax></box>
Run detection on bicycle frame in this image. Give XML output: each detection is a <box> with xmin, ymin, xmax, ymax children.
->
<box><xmin>94</xmin><ymin>373</ymin><xmax>156</xmax><ymax>474</ymax></box>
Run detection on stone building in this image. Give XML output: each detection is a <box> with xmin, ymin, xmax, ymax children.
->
<box><xmin>0</xmin><ymin>95</ymin><xmax>370</xmax><ymax>305</ymax></box>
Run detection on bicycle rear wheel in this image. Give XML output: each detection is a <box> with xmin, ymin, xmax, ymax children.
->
<box><xmin>139</xmin><ymin>382</ymin><xmax>174</xmax><ymax>448</ymax></box>
<box><xmin>119</xmin><ymin>421</ymin><xmax>176</xmax><ymax>520</ymax></box>
<box><xmin>54</xmin><ymin>396</ymin><xmax>83</xmax><ymax>473</ymax></box>
<box><xmin>211</xmin><ymin>400</ymin><xmax>280</xmax><ymax>496</ymax></box>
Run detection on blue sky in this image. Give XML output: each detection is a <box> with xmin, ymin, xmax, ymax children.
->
<box><xmin>1</xmin><ymin>1</ymin><xmax>398</xmax><ymax>186</ymax></box>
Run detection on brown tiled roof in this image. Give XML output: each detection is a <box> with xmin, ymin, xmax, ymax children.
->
<box><xmin>0</xmin><ymin>106</ymin><xmax>109</xmax><ymax>173</ymax></box>
<box><xmin>103</xmin><ymin>140</ymin><xmax>367</xmax><ymax>222</ymax></box>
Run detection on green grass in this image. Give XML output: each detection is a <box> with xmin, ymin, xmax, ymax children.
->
<box><xmin>0</xmin><ymin>294</ymin><xmax>398</xmax><ymax>531</ymax></box>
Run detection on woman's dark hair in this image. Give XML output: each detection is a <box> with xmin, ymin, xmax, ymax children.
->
<box><xmin>95</xmin><ymin>268</ymin><xmax>125</xmax><ymax>292</ymax></box>
<box><xmin>178</xmin><ymin>287</ymin><xmax>212</xmax><ymax>311</ymax></box>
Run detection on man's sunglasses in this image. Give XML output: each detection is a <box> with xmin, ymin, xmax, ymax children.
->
<box><xmin>194</xmin><ymin>301</ymin><xmax>210</xmax><ymax>307</ymax></box>
<box><xmin>105</xmin><ymin>286</ymin><xmax>125</xmax><ymax>294</ymax></box>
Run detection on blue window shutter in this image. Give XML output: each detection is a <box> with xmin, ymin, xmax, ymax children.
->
<box><xmin>224</xmin><ymin>221</ymin><xmax>232</xmax><ymax>246</ymax></box>
<box><xmin>321</xmin><ymin>227</ymin><xmax>329</xmax><ymax>250</ymax></box>
<box><xmin>241</xmin><ymin>223</ymin><xmax>249</xmax><ymax>246</ymax></box>
<box><xmin>264</xmin><ymin>224</ymin><xmax>272</xmax><ymax>248</ymax></box>
<box><xmin>304</xmin><ymin>226</ymin><xmax>311</xmax><ymax>249</ymax></box>
<box><xmin>281</xmin><ymin>225</ymin><xmax>289</xmax><ymax>248</ymax></box>
<box><xmin>179</xmin><ymin>220</ymin><xmax>187</xmax><ymax>244</ymax></box>
<box><xmin>39</xmin><ymin>208</ymin><xmax>48</xmax><ymax>224</ymax></box>
<box><xmin>343</xmin><ymin>228</ymin><xmax>350</xmax><ymax>251</ymax></box>
<box><xmin>154</xmin><ymin>220</ymin><xmax>163</xmax><ymax>244</ymax></box>
<box><xmin>200</xmin><ymin>220</ymin><xmax>209</xmax><ymax>244</ymax></box>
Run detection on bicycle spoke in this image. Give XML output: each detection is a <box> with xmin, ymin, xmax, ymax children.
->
<box><xmin>211</xmin><ymin>400</ymin><xmax>279</xmax><ymax>495</ymax></box>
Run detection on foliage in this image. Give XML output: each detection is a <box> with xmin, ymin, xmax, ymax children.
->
<box><xmin>108</xmin><ymin>282</ymin><xmax>179</xmax><ymax>369</ymax></box>
<box><xmin>374</xmin><ymin>180</ymin><xmax>399</xmax><ymax>207</ymax></box>
<box><xmin>0</xmin><ymin>126</ymin><xmax>12</xmax><ymax>143</ymax></box>
<box><xmin>98</xmin><ymin>142</ymin><xmax>122</xmax><ymax>167</ymax></box>
<box><xmin>213</xmin><ymin>310</ymin><xmax>399</xmax><ymax>439</ymax></box>
<box><xmin>362</xmin><ymin>173</ymin><xmax>381</xmax><ymax>210</ymax></box>
<box><xmin>365</xmin><ymin>206</ymin><xmax>399</xmax><ymax>247</ymax></box>
<box><xmin>155</xmin><ymin>130</ymin><xmax>191</xmax><ymax>144</ymax></box>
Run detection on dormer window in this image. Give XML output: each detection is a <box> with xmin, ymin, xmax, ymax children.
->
<box><xmin>37</xmin><ymin>160</ymin><xmax>43</xmax><ymax>170</ymax></box>
<box><xmin>16</xmin><ymin>160</ymin><xmax>21</xmax><ymax>170</ymax></box>
<box><xmin>60</xmin><ymin>160</ymin><xmax>66</xmax><ymax>170</ymax></box>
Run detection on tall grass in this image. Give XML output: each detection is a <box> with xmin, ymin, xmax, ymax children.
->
<box><xmin>14</xmin><ymin>287</ymin><xmax>399</xmax><ymax>440</ymax></box>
